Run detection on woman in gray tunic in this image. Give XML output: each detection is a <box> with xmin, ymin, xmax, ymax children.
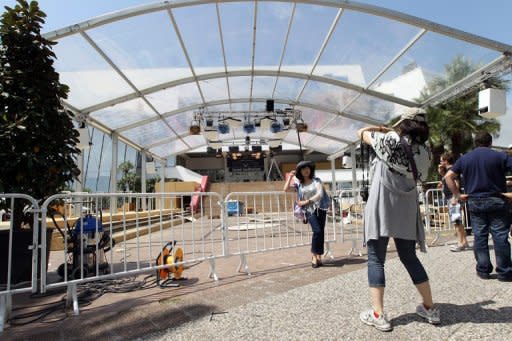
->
<box><xmin>357</xmin><ymin>108</ymin><xmax>440</xmax><ymax>332</ymax></box>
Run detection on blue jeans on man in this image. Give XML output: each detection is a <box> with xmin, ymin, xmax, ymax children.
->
<box><xmin>467</xmin><ymin>196</ymin><xmax>512</xmax><ymax>280</ymax></box>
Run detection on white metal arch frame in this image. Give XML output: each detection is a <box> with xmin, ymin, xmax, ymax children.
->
<box><xmin>43</xmin><ymin>0</ymin><xmax>512</xmax><ymax>159</ymax></box>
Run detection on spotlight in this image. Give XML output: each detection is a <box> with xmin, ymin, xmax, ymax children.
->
<box><xmin>270</xmin><ymin>121</ymin><xmax>282</xmax><ymax>133</ymax></box>
<box><xmin>205</xmin><ymin>117</ymin><xmax>214</xmax><ymax>127</ymax></box>
<box><xmin>189</xmin><ymin>119</ymin><xmax>201</xmax><ymax>135</ymax></box>
<box><xmin>243</xmin><ymin>122</ymin><xmax>255</xmax><ymax>134</ymax></box>
<box><xmin>295</xmin><ymin>119</ymin><xmax>308</xmax><ymax>132</ymax></box>
<box><xmin>282</xmin><ymin>117</ymin><xmax>290</xmax><ymax>127</ymax></box>
<box><xmin>218</xmin><ymin>122</ymin><xmax>230</xmax><ymax>134</ymax></box>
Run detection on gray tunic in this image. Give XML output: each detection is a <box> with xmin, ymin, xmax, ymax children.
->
<box><xmin>364</xmin><ymin>131</ymin><xmax>430</xmax><ymax>252</ymax></box>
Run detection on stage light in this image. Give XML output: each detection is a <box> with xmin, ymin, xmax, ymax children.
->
<box><xmin>243</xmin><ymin>122</ymin><xmax>255</xmax><ymax>134</ymax></box>
<box><xmin>282</xmin><ymin>117</ymin><xmax>290</xmax><ymax>127</ymax></box>
<box><xmin>270</xmin><ymin>121</ymin><xmax>282</xmax><ymax>133</ymax></box>
<box><xmin>295</xmin><ymin>119</ymin><xmax>308</xmax><ymax>132</ymax></box>
<box><xmin>218</xmin><ymin>122</ymin><xmax>230</xmax><ymax>134</ymax></box>
<box><xmin>189</xmin><ymin>118</ymin><xmax>201</xmax><ymax>135</ymax></box>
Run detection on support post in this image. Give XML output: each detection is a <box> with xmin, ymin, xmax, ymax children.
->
<box><xmin>110</xmin><ymin>133</ymin><xmax>119</xmax><ymax>213</ymax></box>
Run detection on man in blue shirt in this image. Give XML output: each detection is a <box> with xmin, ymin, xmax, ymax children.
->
<box><xmin>445</xmin><ymin>132</ymin><xmax>512</xmax><ymax>281</ymax></box>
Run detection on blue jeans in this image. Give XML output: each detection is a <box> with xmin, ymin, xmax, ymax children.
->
<box><xmin>367</xmin><ymin>237</ymin><xmax>429</xmax><ymax>287</ymax></box>
<box><xmin>307</xmin><ymin>209</ymin><xmax>326</xmax><ymax>255</ymax></box>
<box><xmin>467</xmin><ymin>197</ymin><xmax>512</xmax><ymax>279</ymax></box>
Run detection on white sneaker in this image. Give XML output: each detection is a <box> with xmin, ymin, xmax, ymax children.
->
<box><xmin>450</xmin><ymin>244</ymin><xmax>469</xmax><ymax>252</ymax></box>
<box><xmin>416</xmin><ymin>304</ymin><xmax>441</xmax><ymax>325</ymax></box>
<box><xmin>360</xmin><ymin>309</ymin><xmax>393</xmax><ymax>331</ymax></box>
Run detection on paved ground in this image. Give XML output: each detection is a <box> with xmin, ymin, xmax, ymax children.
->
<box><xmin>3</xmin><ymin>234</ymin><xmax>512</xmax><ymax>340</ymax></box>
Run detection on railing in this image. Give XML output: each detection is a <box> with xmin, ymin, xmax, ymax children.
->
<box><xmin>223</xmin><ymin>191</ymin><xmax>338</xmax><ymax>274</ymax></box>
<box><xmin>337</xmin><ymin>189</ymin><xmax>366</xmax><ymax>256</ymax></box>
<box><xmin>0</xmin><ymin>187</ymin><xmax>378</xmax><ymax>331</ymax></box>
<box><xmin>40</xmin><ymin>192</ymin><xmax>224</xmax><ymax>314</ymax></box>
<box><xmin>0</xmin><ymin>194</ymin><xmax>40</xmax><ymax>332</ymax></box>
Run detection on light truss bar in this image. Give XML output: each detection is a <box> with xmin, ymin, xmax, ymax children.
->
<box><xmin>422</xmin><ymin>54</ymin><xmax>512</xmax><ymax>107</ymax></box>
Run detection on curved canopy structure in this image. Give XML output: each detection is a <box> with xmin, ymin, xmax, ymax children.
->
<box><xmin>44</xmin><ymin>0</ymin><xmax>512</xmax><ymax>160</ymax></box>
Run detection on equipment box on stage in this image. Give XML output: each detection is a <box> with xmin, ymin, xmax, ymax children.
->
<box><xmin>227</xmin><ymin>200</ymin><xmax>244</xmax><ymax>216</ymax></box>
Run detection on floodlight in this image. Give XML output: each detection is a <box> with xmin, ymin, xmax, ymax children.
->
<box><xmin>270</xmin><ymin>121</ymin><xmax>282</xmax><ymax>133</ymax></box>
<box><xmin>243</xmin><ymin>122</ymin><xmax>255</xmax><ymax>134</ymax></box>
<box><xmin>218</xmin><ymin>122</ymin><xmax>230</xmax><ymax>134</ymax></box>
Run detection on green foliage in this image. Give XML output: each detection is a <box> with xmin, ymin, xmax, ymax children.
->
<box><xmin>0</xmin><ymin>1</ymin><xmax>80</xmax><ymax>207</ymax></box>
<box><xmin>117</xmin><ymin>161</ymin><xmax>138</xmax><ymax>192</ymax></box>
<box><xmin>419</xmin><ymin>55</ymin><xmax>508</xmax><ymax>180</ymax></box>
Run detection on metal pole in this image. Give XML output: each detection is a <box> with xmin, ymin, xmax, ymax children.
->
<box><xmin>110</xmin><ymin>133</ymin><xmax>118</xmax><ymax>213</ymax></box>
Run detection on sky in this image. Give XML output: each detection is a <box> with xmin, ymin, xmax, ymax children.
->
<box><xmin>1</xmin><ymin>0</ymin><xmax>511</xmax><ymax>146</ymax></box>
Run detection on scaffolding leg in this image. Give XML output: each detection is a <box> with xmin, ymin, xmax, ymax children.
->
<box><xmin>347</xmin><ymin>239</ymin><xmax>363</xmax><ymax>257</ymax></box>
<box><xmin>0</xmin><ymin>294</ymin><xmax>11</xmax><ymax>332</ymax></box>
<box><xmin>237</xmin><ymin>254</ymin><xmax>251</xmax><ymax>275</ymax></box>
<box><xmin>323</xmin><ymin>241</ymin><xmax>334</xmax><ymax>260</ymax></box>
<box><xmin>208</xmin><ymin>258</ymin><xmax>219</xmax><ymax>281</ymax></box>
<box><xmin>66</xmin><ymin>283</ymin><xmax>79</xmax><ymax>315</ymax></box>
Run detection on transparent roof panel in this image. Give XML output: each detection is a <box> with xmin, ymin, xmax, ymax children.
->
<box><xmin>254</xmin><ymin>2</ymin><xmax>293</xmax><ymax>70</ymax></box>
<box><xmin>251</xmin><ymin>76</ymin><xmax>276</xmax><ymax>99</ymax></box>
<box><xmin>297</xmin><ymin>106</ymin><xmax>336</xmax><ymax>132</ymax></box>
<box><xmin>45</xmin><ymin>1</ymin><xmax>512</xmax><ymax>158</ymax></box>
<box><xmin>172</xmin><ymin>4</ymin><xmax>224</xmax><ymax>75</ymax></box>
<box><xmin>280</xmin><ymin>4</ymin><xmax>337</xmax><ymax>74</ymax></box>
<box><xmin>305</xmin><ymin>135</ymin><xmax>346</xmax><ymax>154</ymax></box>
<box><xmin>52</xmin><ymin>34</ymin><xmax>133</xmax><ymax>109</ymax></box>
<box><xmin>345</xmin><ymin>94</ymin><xmax>408</xmax><ymax>122</ymax></box>
<box><xmin>165</xmin><ymin>110</ymin><xmax>195</xmax><ymax>136</ymax></box>
<box><xmin>219</xmin><ymin>2</ymin><xmax>253</xmax><ymax>72</ymax></box>
<box><xmin>299</xmin><ymin>80</ymin><xmax>359</xmax><ymax>112</ymax></box>
<box><xmin>228</xmin><ymin>76</ymin><xmax>252</xmax><ymax>99</ymax></box>
<box><xmin>370</xmin><ymin>31</ymin><xmax>501</xmax><ymax>101</ymax></box>
<box><xmin>183</xmin><ymin>135</ymin><xmax>208</xmax><ymax>150</ymax></box>
<box><xmin>121</xmin><ymin>120</ymin><xmax>175</xmax><ymax>147</ymax></box>
<box><xmin>87</xmin><ymin>10</ymin><xmax>192</xmax><ymax>90</ymax></box>
<box><xmin>146</xmin><ymin>82</ymin><xmax>203</xmax><ymax>113</ymax></box>
<box><xmin>321</xmin><ymin>116</ymin><xmax>369</xmax><ymax>141</ymax></box>
<box><xmin>199</xmin><ymin>78</ymin><xmax>229</xmax><ymax>103</ymax></box>
<box><xmin>314</xmin><ymin>9</ymin><xmax>421</xmax><ymax>87</ymax></box>
<box><xmin>273</xmin><ymin>77</ymin><xmax>305</xmax><ymax>101</ymax></box>
<box><xmin>149</xmin><ymin>138</ymin><xmax>187</xmax><ymax>157</ymax></box>
<box><xmin>90</xmin><ymin>98</ymin><xmax>157</xmax><ymax>130</ymax></box>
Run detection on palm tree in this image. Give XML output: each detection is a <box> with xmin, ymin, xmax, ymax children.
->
<box><xmin>420</xmin><ymin>56</ymin><xmax>507</xmax><ymax>179</ymax></box>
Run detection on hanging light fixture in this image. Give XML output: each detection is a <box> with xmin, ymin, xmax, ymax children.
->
<box><xmin>218</xmin><ymin>122</ymin><xmax>230</xmax><ymax>134</ymax></box>
<box><xmin>270</xmin><ymin>120</ymin><xmax>282</xmax><ymax>133</ymax></box>
<box><xmin>295</xmin><ymin>118</ymin><xmax>308</xmax><ymax>132</ymax></box>
<box><xmin>243</xmin><ymin>121</ymin><xmax>255</xmax><ymax>134</ymax></box>
<box><xmin>189</xmin><ymin>118</ymin><xmax>201</xmax><ymax>135</ymax></box>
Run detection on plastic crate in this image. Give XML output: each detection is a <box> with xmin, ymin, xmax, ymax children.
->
<box><xmin>227</xmin><ymin>200</ymin><xmax>244</xmax><ymax>216</ymax></box>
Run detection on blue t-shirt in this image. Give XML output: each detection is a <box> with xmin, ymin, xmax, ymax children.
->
<box><xmin>451</xmin><ymin>147</ymin><xmax>512</xmax><ymax>197</ymax></box>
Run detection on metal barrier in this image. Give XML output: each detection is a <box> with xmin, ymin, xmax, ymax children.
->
<box><xmin>0</xmin><ymin>194</ymin><xmax>40</xmax><ymax>332</ymax></box>
<box><xmin>2</xmin><ymin>188</ymin><xmax>343</xmax><ymax>327</ymax></box>
<box><xmin>423</xmin><ymin>189</ymin><xmax>469</xmax><ymax>245</ymax></box>
<box><xmin>223</xmin><ymin>191</ymin><xmax>338</xmax><ymax>274</ymax></box>
<box><xmin>40</xmin><ymin>192</ymin><xmax>224</xmax><ymax>314</ymax></box>
<box><xmin>337</xmin><ymin>189</ymin><xmax>366</xmax><ymax>256</ymax></box>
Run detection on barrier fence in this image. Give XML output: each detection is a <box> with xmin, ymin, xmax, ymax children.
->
<box><xmin>337</xmin><ymin>189</ymin><xmax>366</xmax><ymax>256</ymax></box>
<box><xmin>223</xmin><ymin>191</ymin><xmax>337</xmax><ymax>273</ymax></box>
<box><xmin>423</xmin><ymin>189</ymin><xmax>470</xmax><ymax>245</ymax></box>
<box><xmin>0</xmin><ymin>194</ymin><xmax>40</xmax><ymax>332</ymax></box>
<box><xmin>2</xmin><ymin>187</ymin><xmax>466</xmax><ymax>331</ymax></box>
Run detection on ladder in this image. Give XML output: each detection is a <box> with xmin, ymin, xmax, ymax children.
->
<box><xmin>267</xmin><ymin>157</ymin><xmax>283</xmax><ymax>181</ymax></box>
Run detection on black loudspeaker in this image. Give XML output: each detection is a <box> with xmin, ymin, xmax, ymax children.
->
<box><xmin>266</xmin><ymin>99</ymin><xmax>274</xmax><ymax>112</ymax></box>
<box><xmin>229</xmin><ymin>146</ymin><xmax>239</xmax><ymax>153</ymax></box>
